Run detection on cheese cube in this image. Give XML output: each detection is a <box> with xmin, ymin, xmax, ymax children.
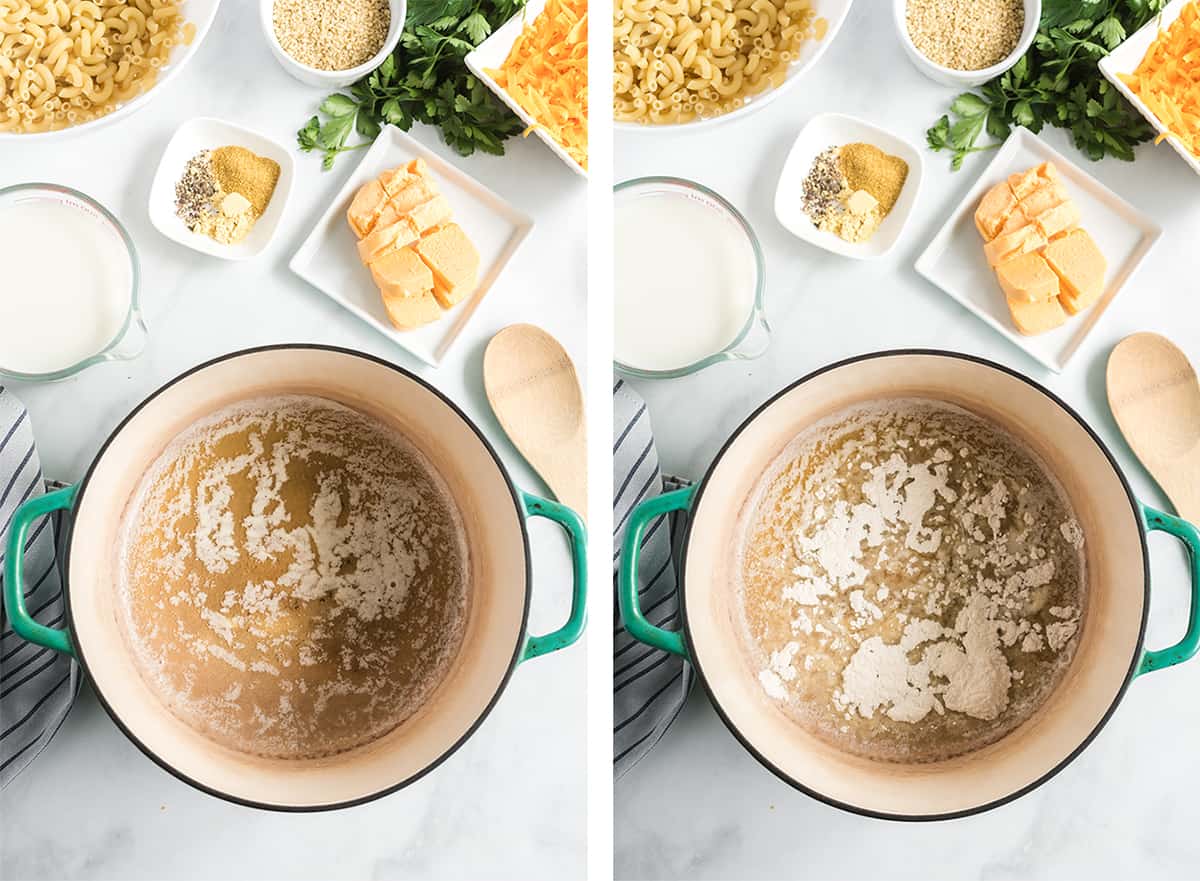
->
<box><xmin>1044</xmin><ymin>229</ymin><xmax>1107</xmax><ymax>315</ymax></box>
<box><xmin>1008</xmin><ymin>294</ymin><xmax>1069</xmax><ymax>336</ymax></box>
<box><xmin>975</xmin><ymin>181</ymin><xmax>1019</xmax><ymax>241</ymax></box>
<box><xmin>997</xmin><ymin>253</ymin><xmax>1060</xmax><ymax>304</ymax></box>
<box><xmin>983</xmin><ymin>223</ymin><xmax>1047</xmax><ymax>267</ymax></box>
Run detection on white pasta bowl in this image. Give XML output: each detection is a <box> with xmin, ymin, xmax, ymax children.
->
<box><xmin>259</xmin><ymin>0</ymin><xmax>406</xmax><ymax>89</ymax></box>
<box><xmin>893</xmin><ymin>0</ymin><xmax>1041</xmax><ymax>88</ymax></box>
<box><xmin>614</xmin><ymin>0</ymin><xmax>855</xmax><ymax>133</ymax></box>
<box><xmin>0</xmin><ymin>0</ymin><xmax>222</xmax><ymax>142</ymax></box>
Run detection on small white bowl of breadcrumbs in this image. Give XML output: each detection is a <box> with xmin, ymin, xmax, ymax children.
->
<box><xmin>894</xmin><ymin>0</ymin><xmax>1040</xmax><ymax>87</ymax></box>
<box><xmin>262</xmin><ymin>0</ymin><xmax>406</xmax><ymax>88</ymax></box>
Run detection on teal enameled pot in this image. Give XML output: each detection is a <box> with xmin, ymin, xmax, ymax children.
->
<box><xmin>620</xmin><ymin>350</ymin><xmax>1199</xmax><ymax>820</ymax></box>
<box><xmin>4</xmin><ymin>345</ymin><xmax>586</xmax><ymax>811</ymax></box>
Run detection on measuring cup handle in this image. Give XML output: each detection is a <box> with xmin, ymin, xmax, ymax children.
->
<box><xmin>618</xmin><ymin>485</ymin><xmax>694</xmax><ymax>658</ymax></box>
<box><xmin>1138</xmin><ymin>503</ymin><xmax>1200</xmax><ymax>676</ymax></box>
<box><xmin>726</xmin><ymin>306</ymin><xmax>771</xmax><ymax>362</ymax></box>
<box><xmin>103</xmin><ymin>306</ymin><xmax>148</xmax><ymax>363</ymax></box>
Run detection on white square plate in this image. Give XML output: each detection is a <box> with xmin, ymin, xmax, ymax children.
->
<box><xmin>148</xmin><ymin>116</ymin><xmax>295</xmax><ymax>260</ymax></box>
<box><xmin>1100</xmin><ymin>0</ymin><xmax>1200</xmax><ymax>177</ymax></box>
<box><xmin>774</xmin><ymin>112</ymin><xmax>923</xmax><ymax>259</ymax></box>
<box><xmin>289</xmin><ymin>125</ymin><xmax>534</xmax><ymax>367</ymax></box>
<box><xmin>466</xmin><ymin>0</ymin><xmax>587</xmax><ymax>177</ymax></box>
<box><xmin>915</xmin><ymin>127</ymin><xmax>1162</xmax><ymax>373</ymax></box>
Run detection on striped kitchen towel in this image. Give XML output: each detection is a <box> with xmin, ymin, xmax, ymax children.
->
<box><xmin>0</xmin><ymin>388</ymin><xmax>80</xmax><ymax>789</ymax></box>
<box><xmin>614</xmin><ymin>378</ymin><xmax>693</xmax><ymax>779</ymax></box>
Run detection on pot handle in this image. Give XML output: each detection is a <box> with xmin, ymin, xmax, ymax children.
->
<box><xmin>520</xmin><ymin>492</ymin><xmax>587</xmax><ymax>662</ymax></box>
<box><xmin>1138</xmin><ymin>503</ymin><xmax>1200</xmax><ymax>677</ymax></box>
<box><xmin>617</xmin><ymin>485</ymin><xmax>694</xmax><ymax>659</ymax></box>
<box><xmin>3</xmin><ymin>484</ymin><xmax>77</xmax><ymax>656</ymax></box>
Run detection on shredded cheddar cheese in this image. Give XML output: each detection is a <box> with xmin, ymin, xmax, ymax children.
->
<box><xmin>487</xmin><ymin>0</ymin><xmax>588</xmax><ymax>171</ymax></box>
<box><xmin>1118</xmin><ymin>0</ymin><xmax>1200</xmax><ymax>158</ymax></box>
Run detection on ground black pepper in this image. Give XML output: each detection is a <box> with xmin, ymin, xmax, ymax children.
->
<box><xmin>801</xmin><ymin>146</ymin><xmax>845</xmax><ymax>224</ymax></box>
<box><xmin>175</xmin><ymin>151</ymin><xmax>218</xmax><ymax>228</ymax></box>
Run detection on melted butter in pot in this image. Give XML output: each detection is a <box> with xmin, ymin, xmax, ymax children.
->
<box><xmin>736</xmin><ymin>399</ymin><xmax>1086</xmax><ymax>763</ymax></box>
<box><xmin>118</xmin><ymin>395</ymin><xmax>469</xmax><ymax>760</ymax></box>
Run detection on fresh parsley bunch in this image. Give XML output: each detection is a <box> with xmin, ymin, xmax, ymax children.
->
<box><xmin>927</xmin><ymin>0</ymin><xmax>1168</xmax><ymax>170</ymax></box>
<box><xmin>298</xmin><ymin>0</ymin><xmax>527</xmax><ymax>168</ymax></box>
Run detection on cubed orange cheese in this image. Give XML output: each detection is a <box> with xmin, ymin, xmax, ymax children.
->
<box><xmin>378</xmin><ymin>159</ymin><xmax>428</xmax><ymax>196</ymax></box>
<box><xmin>1018</xmin><ymin>180</ymin><xmax>1069</xmax><ymax>217</ymax></box>
<box><xmin>381</xmin><ymin>287</ymin><xmax>443</xmax><ymax>330</ymax></box>
<box><xmin>983</xmin><ymin>223</ymin><xmax>1047</xmax><ymax>267</ymax></box>
<box><xmin>389</xmin><ymin>178</ymin><xmax>435</xmax><ymax>215</ymax></box>
<box><xmin>997</xmin><ymin>252</ymin><xmax>1060</xmax><ymax>304</ymax></box>
<box><xmin>1044</xmin><ymin>229</ymin><xmax>1107</xmax><ymax>315</ymax></box>
<box><xmin>1009</xmin><ymin>294</ymin><xmax>1069</xmax><ymax>335</ymax></box>
<box><xmin>1008</xmin><ymin>167</ymin><xmax>1043</xmax><ymax>200</ymax></box>
<box><xmin>975</xmin><ymin>181</ymin><xmax>1019</xmax><ymax>241</ymax></box>
<box><xmin>370</xmin><ymin>247</ymin><xmax>434</xmax><ymax>300</ymax></box>
<box><xmin>357</xmin><ymin>217</ymin><xmax>418</xmax><ymax>264</ymax></box>
<box><xmin>1035</xmin><ymin>200</ymin><xmax>1081</xmax><ymax>240</ymax></box>
<box><xmin>407</xmin><ymin>194</ymin><xmax>453</xmax><ymax>235</ymax></box>
<box><xmin>415</xmin><ymin>223</ymin><xmax>480</xmax><ymax>307</ymax></box>
<box><xmin>347</xmin><ymin>179</ymin><xmax>390</xmax><ymax>237</ymax></box>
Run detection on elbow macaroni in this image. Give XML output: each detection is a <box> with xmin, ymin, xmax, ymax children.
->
<box><xmin>614</xmin><ymin>0</ymin><xmax>828</xmax><ymax>125</ymax></box>
<box><xmin>0</xmin><ymin>0</ymin><xmax>192</xmax><ymax>133</ymax></box>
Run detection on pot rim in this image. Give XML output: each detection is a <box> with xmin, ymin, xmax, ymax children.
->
<box><xmin>676</xmin><ymin>348</ymin><xmax>1149</xmax><ymax>822</ymax></box>
<box><xmin>61</xmin><ymin>343</ymin><xmax>533</xmax><ymax>812</ymax></box>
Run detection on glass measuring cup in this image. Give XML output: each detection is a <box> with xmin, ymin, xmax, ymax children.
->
<box><xmin>0</xmin><ymin>184</ymin><xmax>146</xmax><ymax>382</ymax></box>
<box><xmin>614</xmin><ymin>177</ymin><xmax>770</xmax><ymax>379</ymax></box>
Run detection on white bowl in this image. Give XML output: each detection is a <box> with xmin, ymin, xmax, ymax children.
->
<box><xmin>465</xmin><ymin>0</ymin><xmax>587</xmax><ymax>177</ymax></box>
<box><xmin>774</xmin><ymin>113</ymin><xmax>923</xmax><ymax>260</ymax></box>
<box><xmin>893</xmin><ymin>0</ymin><xmax>1041</xmax><ymax>87</ymax></box>
<box><xmin>148</xmin><ymin>117</ymin><xmax>295</xmax><ymax>261</ymax></box>
<box><xmin>1100</xmin><ymin>0</ymin><xmax>1200</xmax><ymax>177</ymax></box>
<box><xmin>614</xmin><ymin>0</ymin><xmax>854</xmax><ymax>133</ymax></box>
<box><xmin>260</xmin><ymin>0</ymin><xmax>406</xmax><ymax>88</ymax></box>
<box><xmin>0</xmin><ymin>0</ymin><xmax>222</xmax><ymax>143</ymax></box>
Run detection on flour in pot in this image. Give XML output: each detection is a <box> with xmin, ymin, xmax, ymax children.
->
<box><xmin>736</xmin><ymin>399</ymin><xmax>1086</xmax><ymax>762</ymax></box>
<box><xmin>117</xmin><ymin>396</ymin><xmax>469</xmax><ymax>759</ymax></box>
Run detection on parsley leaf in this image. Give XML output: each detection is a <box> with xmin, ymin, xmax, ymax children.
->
<box><xmin>927</xmin><ymin>0</ymin><xmax>1167</xmax><ymax>170</ymax></box>
<box><xmin>296</xmin><ymin>0</ymin><xmax>528</xmax><ymax>167</ymax></box>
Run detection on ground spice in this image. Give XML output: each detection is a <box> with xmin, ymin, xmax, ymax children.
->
<box><xmin>175</xmin><ymin>151</ymin><xmax>218</xmax><ymax>228</ymax></box>
<box><xmin>801</xmin><ymin>147</ymin><xmax>845</xmax><ymax>223</ymax></box>
<box><xmin>210</xmin><ymin>147</ymin><xmax>281</xmax><ymax>215</ymax></box>
<box><xmin>174</xmin><ymin>146</ymin><xmax>280</xmax><ymax>247</ymax></box>
<box><xmin>906</xmin><ymin>0</ymin><xmax>1024</xmax><ymax>72</ymax></box>
<box><xmin>839</xmin><ymin>143</ymin><xmax>909</xmax><ymax>215</ymax></box>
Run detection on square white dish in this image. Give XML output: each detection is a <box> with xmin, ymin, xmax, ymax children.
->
<box><xmin>148</xmin><ymin>117</ymin><xmax>295</xmax><ymax>260</ymax></box>
<box><xmin>289</xmin><ymin>125</ymin><xmax>534</xmax><ymax>367</ymax></box>
<box><xmin>915</xmin><ymin>127</ymin><xmax>1162</xmax><ymax>373</ymax></box>
<box><xmin>466</xmin><ymin>0</ymin><xmax>587</xmax><ymax>177</ymax></box>
<box><xmin>774</xmin><ymin>112</ymin><xmax>923</xmax><ymax>259</ymax></box>
<box><xmin>1100</xmin><ymin>0</ymin><xmax>1200</xmax><ymax>177</ymax></box>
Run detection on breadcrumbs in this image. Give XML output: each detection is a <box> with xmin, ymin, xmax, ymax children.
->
<box><xmin>906</xmin><ymin>0</ymin><xmax>1024</xmax><ymax>72</ymax></box>
<box><xmin>273</xmin><ymin>0</ymin><xmax>391</xmax><ymax>72</ymax></box>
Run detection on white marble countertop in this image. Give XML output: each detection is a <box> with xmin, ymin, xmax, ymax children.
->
<box><xmin>0</xmin><ymin>3</ymin><xmax>586</xmax><ymax>879</ymax></box>
<box><xmin>616</xmin><ymin>2</ymin><xmax>1200</xmax><ymax>879</ymax></box>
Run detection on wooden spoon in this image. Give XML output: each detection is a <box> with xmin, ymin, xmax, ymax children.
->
<box><xmin>484</xmin><ymin>324</ymin><xmax>587</xmax><ymax>521</ymax></box>
<box><xmin>1107</xmin><ymin>332</ymin><xmax>1200</xmax><ymax>524</ymax></box>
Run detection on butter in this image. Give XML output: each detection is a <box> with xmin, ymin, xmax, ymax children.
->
<box><xmin>846</xmin><ymin>189</ymin><xmax>878</xmax><ymax>216</ymax></box>
<box><xmin>221</xmin><ymin>192</ymin><xmax>252</xmax><ymax>217</ymax></box>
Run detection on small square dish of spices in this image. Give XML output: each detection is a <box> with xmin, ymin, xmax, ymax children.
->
<box><xmin>149</xmin><ymin>118</ymin><xmax>296</xmax><ymax>261</ymax></box>
<box><xmin>775</xmin><ymin>113</ymin><xmax>923</xmax><ymax>260</ymax></box>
